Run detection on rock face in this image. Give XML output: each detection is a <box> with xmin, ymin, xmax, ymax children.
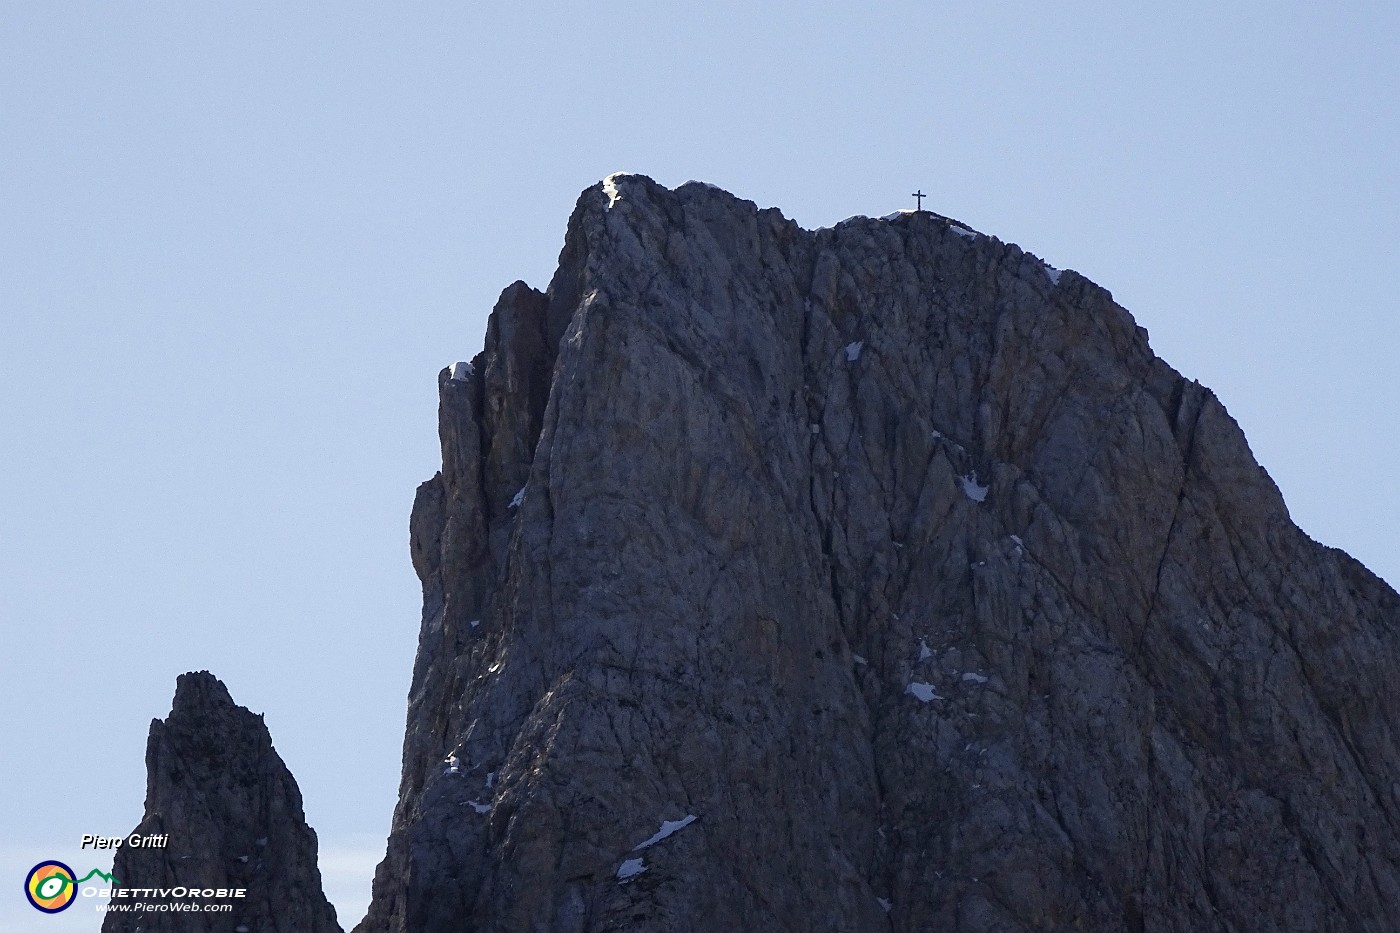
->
<box><xmin>105</xmin><ymin>672</ymin><xmax>341</xmax><ymax>933</ymax></box>
<box><xmin>353</xmin><ymin>174</ymin><xmax>1400</xmax><ymax>932</ymax></box>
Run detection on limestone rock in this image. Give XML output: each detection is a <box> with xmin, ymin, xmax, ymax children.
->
<box><xmin>354</xmin><ymin>174</ymin><xmax>1400</xmax><ymax>932</ymax></box>
<box><xmin>104</xmin><ymin>672</ymin><xmax>342</xmax><ymax>933</ymax></box>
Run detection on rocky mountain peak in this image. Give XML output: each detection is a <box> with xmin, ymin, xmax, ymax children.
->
<box><xmin>352</xmin><ymin>174</ymin><xmax>1399</xmax><ymax>931</ymax></box>
<box><xmin>118</xmin><ymin>176</ymin><xmax>1400</xmax><ymax>932</ymax></box>
<box><xmin>104</xmin><ymin>672</ymin><xmax>341</xmax><ymax>933</ymax></box>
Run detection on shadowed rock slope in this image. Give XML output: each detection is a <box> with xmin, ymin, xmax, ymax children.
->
<box><xmin>105</xmin><ymin>672</ymin><xmax>342</xmax><ymax>933</ymax></box>
<box><xmin>358</xmin><ymin>175</ymin><xmax>1400</xmax><ymax>932</ymax></box>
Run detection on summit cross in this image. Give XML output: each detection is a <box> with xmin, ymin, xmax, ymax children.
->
<box><xmin>912</xmin><ymin>190</ymin><xmax>926</xmax><ymax>211</ymax></box>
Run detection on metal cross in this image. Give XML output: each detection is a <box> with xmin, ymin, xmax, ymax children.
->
<box><xmin>912</xmin><ymin>190</ymin><xmax>926</xmax><ymax>212</ymax></box>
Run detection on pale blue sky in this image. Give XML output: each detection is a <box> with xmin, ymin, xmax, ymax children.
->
<box><xmin>3</xmin><ymin>3</ymin><xmax>1397</xmax><ymax>928</ymax></box>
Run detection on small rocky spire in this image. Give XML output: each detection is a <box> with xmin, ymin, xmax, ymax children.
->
<box><xmin>103</xmin><ymin>671</ymin><xmax>342</xmax><ymax>933</ymax></box>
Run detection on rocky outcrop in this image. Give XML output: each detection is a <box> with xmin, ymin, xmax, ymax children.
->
<box><xmin>104</xmin><ymin>672</ymin><xmax>342</xmax><ymax>933</ymax></box>
<box><xmin>352</xmin><ymin>174</ymin><xmax>1400</xmax><ymax>932</ymax></box>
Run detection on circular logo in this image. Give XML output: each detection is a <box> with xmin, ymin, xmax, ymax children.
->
<box><xmin>25</xmin><ymin>861</ymin><xmax>77</xmax><ymax>913</ymax></box>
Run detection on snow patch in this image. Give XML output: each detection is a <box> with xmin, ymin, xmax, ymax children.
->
<box><xmin>960</xmin><ymin>474</ymin><xmax>989</xmax><ymax>503</ymax></box>
<box><xmin>509</xmin><ymin>486</ymin><xmax>525</xmax><ymax>509</ymax></box>
<box><xmin>678</xmin><ymin>180</ymin><xmax>725</xmax><ymax>193</ymax></box>
<box><xmin>853</xmin><ymin>654</ymin><xmax>868</xmax><ymax>666</ymax></box>
<box><xmin>877</xmin><ymin>897</ymin><xmax>893</xmax><ymax>913</ymax></box>
<box><xmin>467</xmin><ymin>800</ymin><xmax>491</xmax><ymax>814</ymax></box>
<box><xmin>918</xmin><ymin>639</ymin><xmax>932</xmax><ymax>661</ymax></box>
<box><xmin>617</xmin><ymin>858</ymin><xmax>647</xmax><ymax>882</ymax></box>
<box><xmin>1044</xmin><ymin>263</ymin><xmax>1063</xmax><ymax>285</ymax></box>
<box><xmin>449</xmin><ymin>361</ymin><xmax>473</xmax><ymax>381</ymax></box>
<box><xmin>907</xmin><ymin>682</ymin><xmax>941</xmax><ymax>703</ymax></box>
<box><xmin>844</xmin><ymin>340</ymin><xmax>864</xmax><ymax>362</ymax></box>
<box><xmin>633</xmin><ymin>814</ymin><xmax>697</xmax><ymax>851</ymax></box>
<box><xmin>443</xmin><ymin>755</ymin><xmax>462</xmax><ymax>775</ymax></box>
<box><xmin>602</xmin><ymin>172</ymin><xmax>637</xmax><ymax>209</ymax></box>
<box><xmin>469</xmin><ymin>619</ymin><xmax>480</xmax><ymax>628</ymax></box>
<box><xmin>961</xmin><ymin>672</ymin><xmax>989</xmax><ymax>685</ymax></box>
<box><xmin>949</xmin><ymin>224</ymin><xmax>978</xmax><ymax>239</ymax></box>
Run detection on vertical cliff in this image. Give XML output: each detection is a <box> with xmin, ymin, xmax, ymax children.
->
<box><xmin>105</xmin><ymin>672</ymin><xmax>342</xmax><ymax>933</ymax></box>
<box><xmin>351</xmin><ymin>174</ymin><xmax>1400</xmax><ymax>932</ymax></box>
